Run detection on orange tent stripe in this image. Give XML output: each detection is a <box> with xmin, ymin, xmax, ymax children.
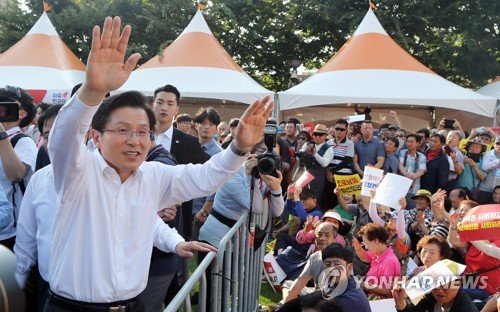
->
<box><xmin>139</xmin><ymin>32</ymin><xmax>242</xmax><ymax>72</ymax></box>
<box><xmin>318</xmin><ymin>33</ymin><xmax>435</xmax><ymax>74</ymax></box>
<box><xmin>0</xmin><ymin>34</ymin><xmax>85</xmax><ymax>70</ymax></box>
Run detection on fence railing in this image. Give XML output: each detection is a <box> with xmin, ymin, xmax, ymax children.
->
<box><xmin>165</xmin><ymin>210</ymin><xmax>267</xmax><ymax>312</ymax></box>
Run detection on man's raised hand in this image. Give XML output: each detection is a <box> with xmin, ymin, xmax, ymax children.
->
<box><xmin>233</xmin><ymin>95</ymin><xmax>274</xmax><ymax>153</ymax></box>
<box><xmin>79</xmin><ymin>16</ymin><xmax>141</xmax><ymax>106</ymax></box>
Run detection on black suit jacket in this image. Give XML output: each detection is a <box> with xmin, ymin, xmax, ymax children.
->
<box><xmin>149</xmin><ymin>129</ymin><xmax>211</xmax><ymax>277</ymax></box>
<box><xmin>169</xmin><ymin>128</ymin><xmax>211</xmax><ymax>240</ymax></box>
<box><xmin>170</xmin><ymin>128</ymin><xmax>211</xmax><ymax>165</ymax></box>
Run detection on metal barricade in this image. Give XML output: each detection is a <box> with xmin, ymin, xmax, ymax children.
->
<box><xmin>165</xmin><ymin>210</ymin><xmax>267</xmax><ymax>312</ymax></box>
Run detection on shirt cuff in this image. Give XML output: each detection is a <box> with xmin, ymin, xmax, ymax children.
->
<box><xmin>15</xmin><ymin>271</ymin><xmax>28</xmax><ymax>289</ymax></box>
<box><xmin>270</xmin><ymin>190</ymin><xmax>282</xmax><ymax>197</ymax></box>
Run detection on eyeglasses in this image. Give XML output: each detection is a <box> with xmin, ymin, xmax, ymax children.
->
<box><xmin>334</xmin><ymin>128</ymin><xmax>346</xmax><ymax>132</ymax></box>
<box><xmin>313</xmin><ymin>133</ymin><xmax>326</xmax><ymax>137</ymax></box>
<box><xmin>102</xmin><ymin>128</ymin><xmax>153</xmax><ymax>140</ymax></box>
<box><xmin>297</xmin><ymin>137</ymin><xmax>307</xmax><ymax>140</ymax></box>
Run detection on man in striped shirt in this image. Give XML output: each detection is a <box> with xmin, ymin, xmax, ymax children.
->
<box><xmin>324</xmin><ymin>119</ymin><xmax>355</xmax><ymax>210</ymax></box>
<box><xmin>327</xmin><ymin>119</ymin><xmax>354</xmax><ymax>176</ymax></box>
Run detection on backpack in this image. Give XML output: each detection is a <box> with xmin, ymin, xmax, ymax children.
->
<box><xmin>10</xmin><ymin>133</ymin><xmax>29</xmax><ymax>226</ymax></box>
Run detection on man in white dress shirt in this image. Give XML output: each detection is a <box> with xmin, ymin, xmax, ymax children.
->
<box><xmin>45</xmin><ymin>17</ymin><xmax>273</xmax><ymax>311</ymax></box>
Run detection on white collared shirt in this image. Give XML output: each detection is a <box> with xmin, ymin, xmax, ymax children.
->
<box><xmin>48</xmin><ymin>96</ymin><xmax>246</xmax><ymax>302</ymax></box>
<box><xmin>13</xmin><ymin>165</ymin><xmax>192</xmax><ymax>290</ymax></box>
<box><xmin>155</xmin><ymin>125</ymin><xmax>174</xmax><ymax>152</ymax></box>
<box><xmin>14</xmin><ymin>165</ymin><xmax>56</xmax><ymax>287</ymax></box>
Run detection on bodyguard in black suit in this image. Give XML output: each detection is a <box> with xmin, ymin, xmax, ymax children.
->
<box><xmin>170</xmin><ymin>127</ymin><xmax>210</xmax><ymax>165</ymax></box>
<box><xmin>147</xmin><ymin>84</ymin><xmax>210</xmax><ymax>310</ymax></box>
<box><xmin>152</xmin><ymin>84</ymin><xmax>210</xmax><ymax>238</ymax></box>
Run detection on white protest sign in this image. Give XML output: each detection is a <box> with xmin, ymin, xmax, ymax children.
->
<box><xmin>345</xmin><ymin>114</ymin><xmax>365</xmax><ymax>123</ymax></box>
<box><xmin>371</xmin><ymin>173</ymin><xmax>412</xmax><ymax>210</ymax></box>
<box><xmin>369</xmin><ymin>299</ymin><xmax>397</xmax><ymax>312</ymax></box>
<box><xmin>263</xmin><ymin>252</ymin><xmax>287</xmax><ymax>292</ymax></box>
<box><xmin>361</xmin><ymin>166</ymin><xmax>384</xmax><ymax>197</ymax></box>
<box><xmin>406</xmin><ymin>257</ymin><xmax>419</xmax><ymax>277</ymax></box>
<box><xmin>404</xmin><ymin>259</ymin><xmax>466</xmax><ymax>304</ymax></box>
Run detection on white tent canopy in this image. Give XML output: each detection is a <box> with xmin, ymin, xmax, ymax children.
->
<box><xmin>119</xmin><ymin>10</ymin><xmax>272</xmax><ymax>104</ymax></box>
<box><xmin>476</xmin><ymin>77</ymin><xmax>500</xmax><ymax>126</ymax></box>
<box><xmin>278</xmin><ymin>9</ymin><xmax>496</xmax><ymax>118</ymax></box>
<box><xmin>0</xmin><ymin>12</ymin><xmax>85</xmax><ymax>104</ymax></box>
<box><xmin>476</xmin><ymin>77</ymin><xmax>500</xmax><ymax>99</ymax></box>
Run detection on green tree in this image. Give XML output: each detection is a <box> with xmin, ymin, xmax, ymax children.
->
<box><xmin>0</xmin><ymin>0</ymin><xmax>497</xmax><ymax>91</ymax></box>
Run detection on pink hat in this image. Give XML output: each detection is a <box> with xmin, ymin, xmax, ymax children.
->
<box><xmin>322</xmin><ymin>210</ymin><xmax>343</xmax><ymax>225</ymax></box>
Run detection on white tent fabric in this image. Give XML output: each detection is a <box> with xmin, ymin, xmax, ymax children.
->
<box><xmin>476</xmin><ymin>78</ymin><xmax>500</xmax><ymax>126</ymax></box>
<box><xmin>476</xmin><ymin>78</ymin><xmax>500</xmax><ymax>99</ymax></box>
<box><xmin>0</xmin><ymin>12</ymin><xmax>85</xmax><ymax>104</ymax></box>
<box><xmin>118</xmin><ymin>10</ymin><xmax>272</xmax><ymax>104</ymax></box>
<box><xmin>278</xmin><ymin>9</ymin><xmax>496</xmax><ymax>117</ymax></box>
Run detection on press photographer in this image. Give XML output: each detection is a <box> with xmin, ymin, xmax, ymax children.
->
<box><xmin>296</xmin><ymin>124</ymin><xmax>334</xmax><ymax>209</ymax></box>
<box><xmin>251</xmin><ymin>124</ymin><xmax>282</xmax><ymax>179</ymax></box>
<box><xmin>197</xmin><ymin>139</ymin><xmax>284</xmax><ymax>311</ymax></box>
<box><xmin>0</xmin><ymin>86</ymin><xmax>37</xmax><ymax>251</ymax></box>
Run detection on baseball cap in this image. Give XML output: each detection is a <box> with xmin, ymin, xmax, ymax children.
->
<box><xmin>388</xmin><ymin>124</ymin><xmax>399</xmax><ymax>130</ymax></box>
<box><xmin>299</xmin><ymin>189</ymin><xmax>316</xmax><ymax>200</ymax></box>
<box><xmin>322</xmin><ymin>210</ymin><xmax>343</xmax><ymax>225</ymax></box>
<box><xmin>479</xmin><ymin>131</ymin><xmax>492</xmax><ymax>139</ymax></box>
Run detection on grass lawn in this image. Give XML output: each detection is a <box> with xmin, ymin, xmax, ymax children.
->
<box><xmin>187</xmin><ymin>257</ymin><xmax>282</xmax><ymax>311</ymax></box>
<box><xmin>259</xmin><ymin>281</ymin><xmax>282</xmax><ymax>309</ymax></box>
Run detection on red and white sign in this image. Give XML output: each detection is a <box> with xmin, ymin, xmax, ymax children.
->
<box><xmin>459</xmin><ymin>204</ymin><xmax>500</xmax><ymax>242</ymax></box>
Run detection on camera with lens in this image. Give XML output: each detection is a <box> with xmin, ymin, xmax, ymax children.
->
<box><xmin>0</xmin><ymin>86</ymin><xmax>22</xmax><ymax>122</ymax></box>
<box><xmin>251</xmin><ymin>124</ymin><xmax>281</xmax><ymax>178</ymax></box>
<box><xmin>294</xmin><ymin>140</ymin><xmax>316</xmax><ymax>169</ymax></box>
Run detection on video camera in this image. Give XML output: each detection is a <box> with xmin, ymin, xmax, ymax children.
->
<box><xmin>251</xmin><ymin>124</ymin><xmax>281</xmax><ymax>178</ymax></box>
<box><xmin>294</xmin><ymin>140</ymin><xmax>316</xmax><ymax>168</ymax></box>
<box><xmin>0</xmin><ymin>86</ymin><xmax>22</xmax><ymax>122</ymax></box>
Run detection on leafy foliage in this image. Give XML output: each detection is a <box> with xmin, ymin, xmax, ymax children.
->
<box><xmin>0</xmin><ymin>0</ymin><xmax>497</xmax><ymax>91</ymax></box>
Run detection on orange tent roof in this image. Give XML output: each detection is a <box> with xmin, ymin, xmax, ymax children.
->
<box><xmin>318</xmin><ymin>13</ymin><xmax>434</xmax><ymax>74</ymax></box>
<box><xmin>119</xmin><ymin>10</ymin><xmax>271</xmax><ymax>104</ymax></box>
<box><xmin>0</xmin><ymin>12</ymin><xmax>84</xmax><ymax>70</ymax></box>
<box><xmin>279</xmin><ymin>9</ymin><xmax>496</xmax><ymax>117</ymax></box>
<box><xmin>0</xmin><ymin>12</ymin><xmax>85</xmax><ymax>103</ymax></box>
<box><xmin>139</xmin><ymin>11</ymin><xmax>242</xmax><ymax>72</ymax></box>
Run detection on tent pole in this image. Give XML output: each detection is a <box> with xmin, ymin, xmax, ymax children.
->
<box><xmin>430</xmin><ymin>106</ymin><xmax>436</xmax><ymax>129</ymax></box>
<box><xmin>273</xmin><ymin>93</ymin><xmax>280</xmax><ymax>121</ymax></box>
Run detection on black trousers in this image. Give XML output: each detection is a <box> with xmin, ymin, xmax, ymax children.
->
<box><xmin>0</xmin><ymin>235</ymin><xmax>15</xmax><ymax>250</ymax></box>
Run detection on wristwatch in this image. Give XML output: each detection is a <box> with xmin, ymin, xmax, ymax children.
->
<box><xmin>201</xmin><ymin>211</ymin><xmax>209</xmax><ymax>218</ymax></box>
<box><xmin>0</xmin><ymin>132</ymin><xmax>8</xmax><ymax>141</ymax></box>
<box><xmin>229</xmin><ymin>141</ymin><xmax>249</xmax><ymax>156</ymax></box>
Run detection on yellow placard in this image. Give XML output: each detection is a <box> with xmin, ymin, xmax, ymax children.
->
<box><xmin>334</xmin><ymin>174</ymin><xmax>362</xmax><ymax>195</ymax></box>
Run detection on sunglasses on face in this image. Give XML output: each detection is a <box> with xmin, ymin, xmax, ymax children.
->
<box><xmin>313</xmin><ymin>133</ymin><xmax>326</xmax><ymax>137</ymax></box>
<box><xmin>335</xmin><ymin>128</ymin><xmax>346</xmax><ymax>131</ymax></box>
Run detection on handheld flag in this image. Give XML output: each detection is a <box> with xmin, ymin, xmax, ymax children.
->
<box><xmin>43</xmin><ymin>1</ymin><xmax>52</xmax><ymax>12</ymax></box>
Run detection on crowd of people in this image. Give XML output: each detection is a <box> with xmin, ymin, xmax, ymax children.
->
<box><xmin>0</xmin><ymin>16</ymin><xmax>499</xmax><ymax>312</ymax></box>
